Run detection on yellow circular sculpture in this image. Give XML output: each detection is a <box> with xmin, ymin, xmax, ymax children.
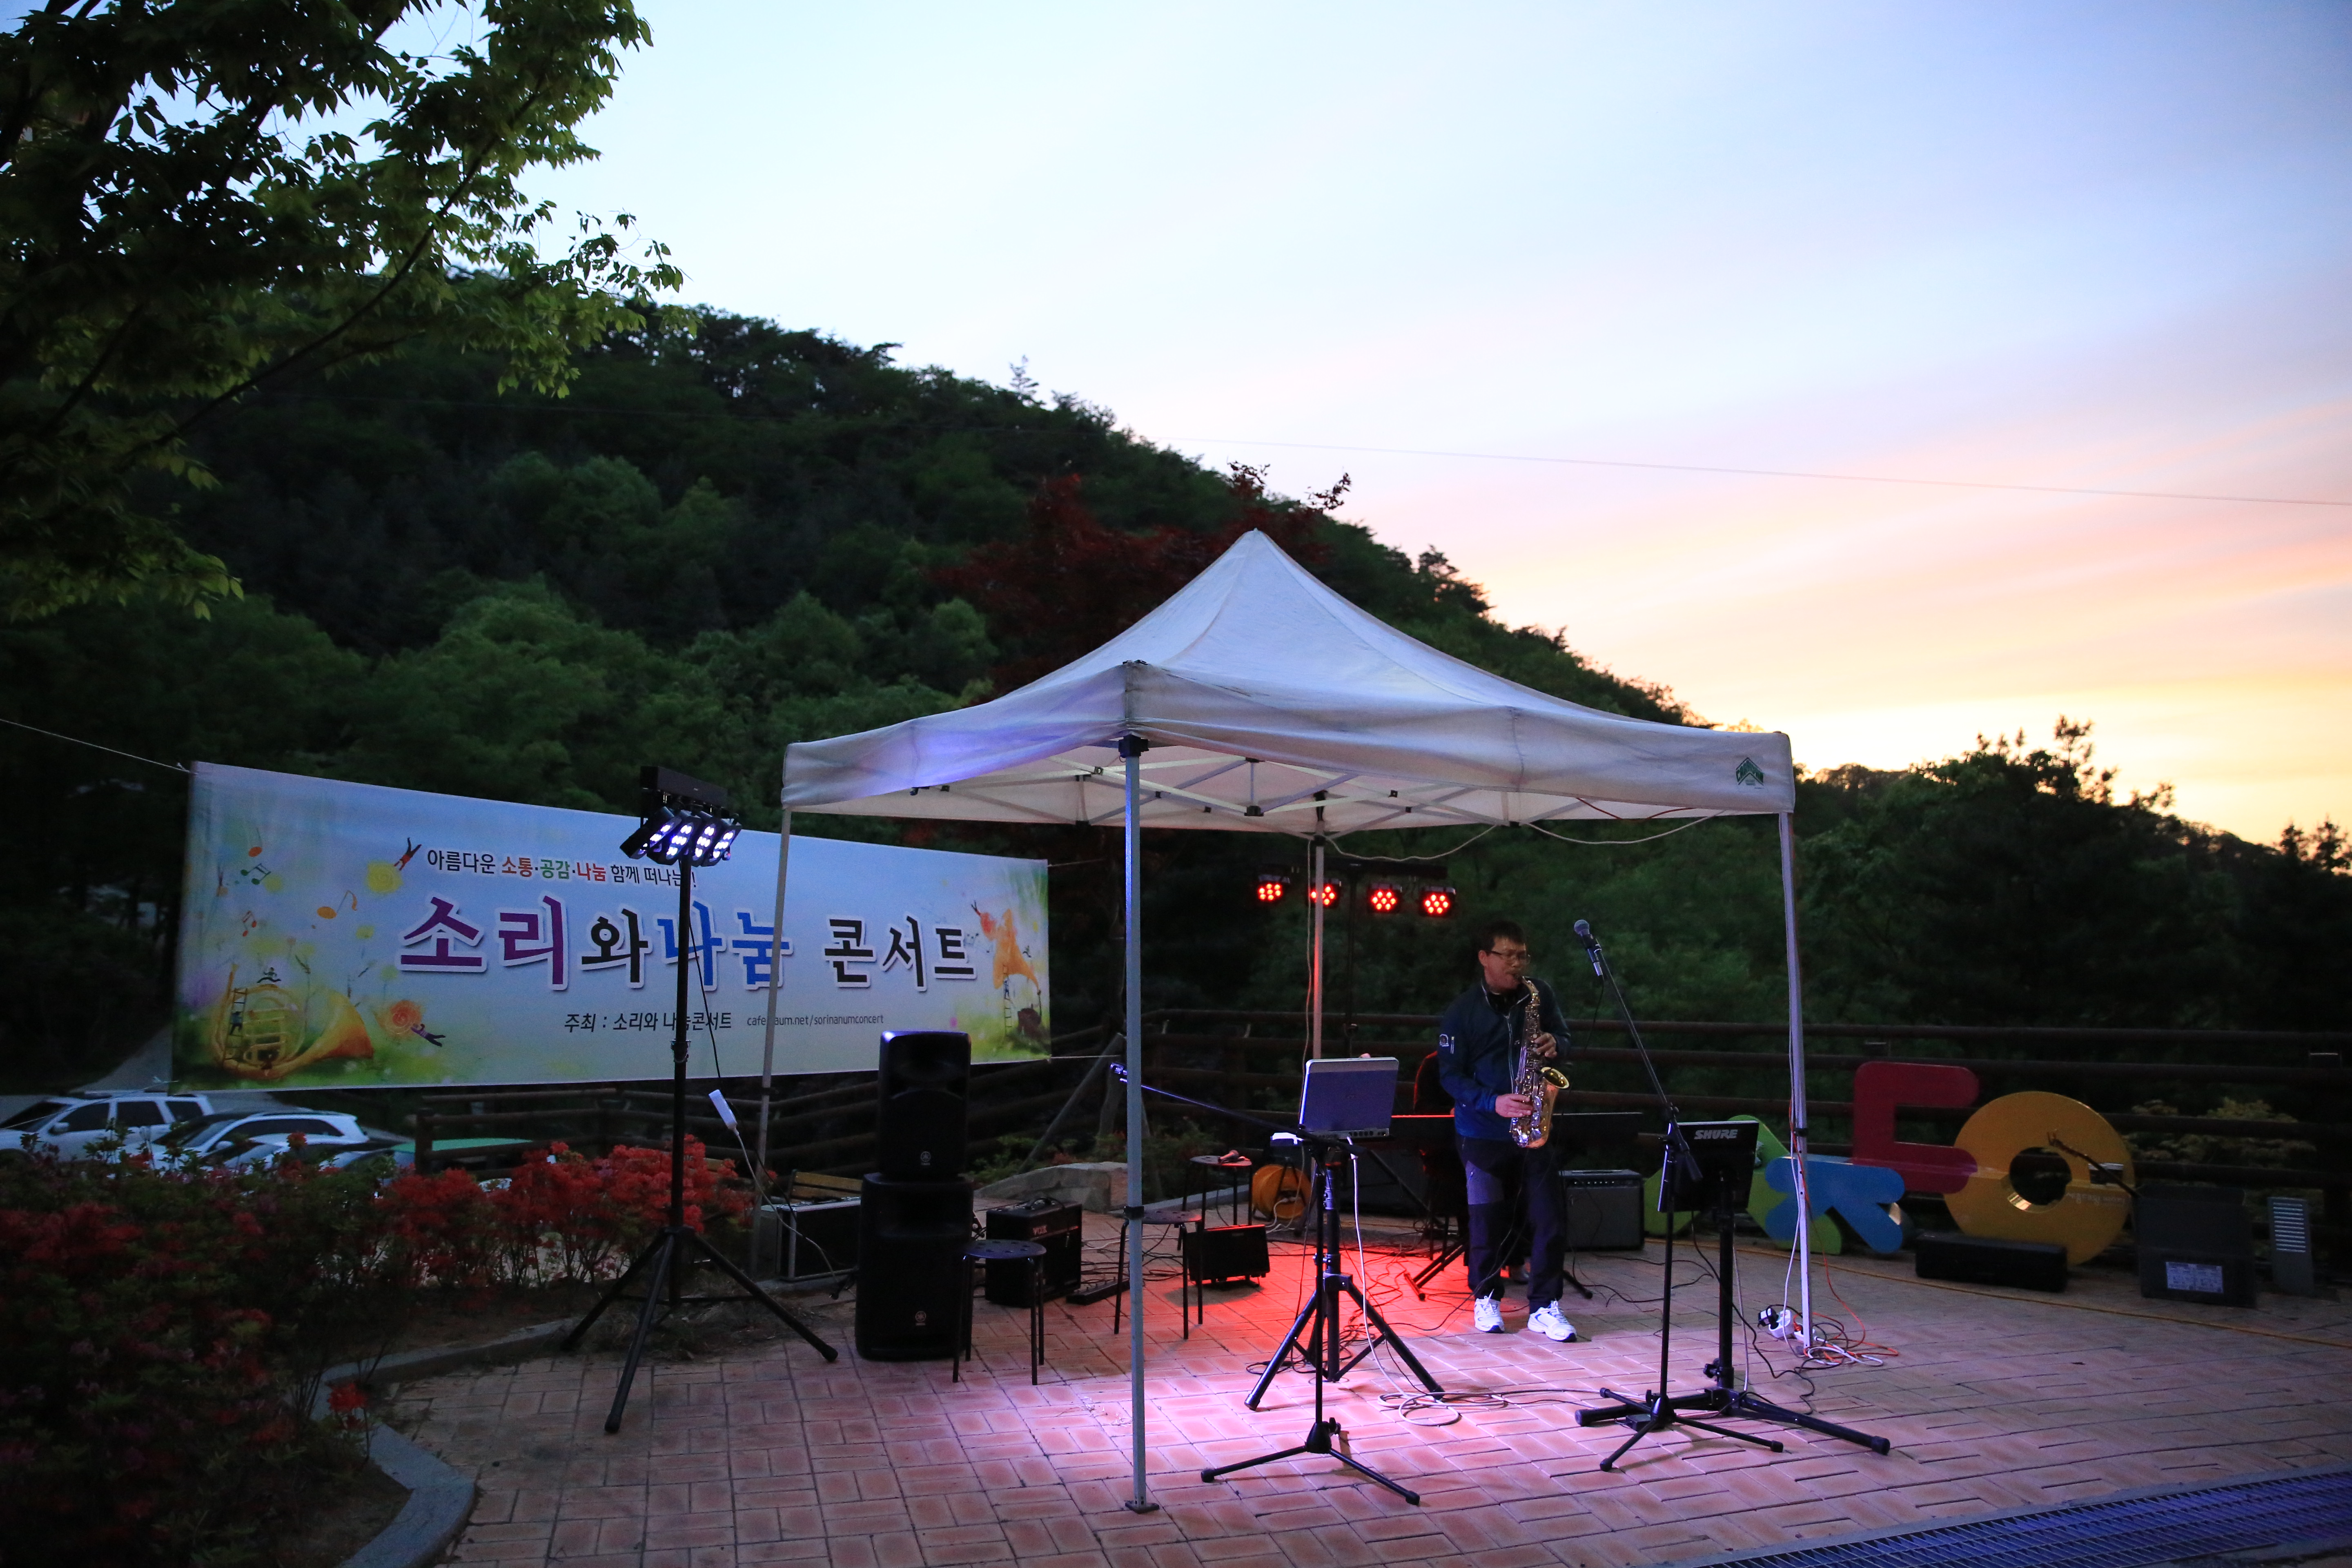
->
<box><xmin>1948</xmin><ymin>1091</ymin><xmax>2134</xmax><ymax>1265</ymax></box>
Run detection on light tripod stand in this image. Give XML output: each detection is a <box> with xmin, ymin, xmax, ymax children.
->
<box><xmin>561</xmin><ymin>767</ymin><xmax>837</xmax><ymax>1433</ymax></box>
<box><xmin>1567</xmin><ymin>918</ymin><xmax>1886</xmax><ymax>1470</ymax></box>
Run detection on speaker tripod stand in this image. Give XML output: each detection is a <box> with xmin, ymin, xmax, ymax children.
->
<box><xmin>1204</xmin><ymin>1135</ymin><xmax>1442</xmax><ymax>1504</ymax></box>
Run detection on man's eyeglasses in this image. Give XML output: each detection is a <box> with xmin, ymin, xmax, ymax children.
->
<box><xmin>1484</xmin><ymin>948</ymin><xmax>1532</xmax><ymax>964</ymax></box>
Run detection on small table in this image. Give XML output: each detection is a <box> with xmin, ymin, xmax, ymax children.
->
<box><xmin>956</xmin><ymin>1239</ymin><xmax>1046</xmax><ymax>1385</ymax></box>
<box><xmin>1186</xmin><ymin>1152</ymin><xmax>1256</xmax><ymax>1227</ymax></box>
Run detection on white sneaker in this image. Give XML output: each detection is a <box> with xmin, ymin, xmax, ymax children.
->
<box><xmin>1528</xmin><ymin>1303</ymin><xmax>1578</xmax><ymax>1343</ymax></box>
<box><xmin>1472</xmin><ymin>1296</ymin><xmax>1506</xmax><ymax>1333</ymax></box>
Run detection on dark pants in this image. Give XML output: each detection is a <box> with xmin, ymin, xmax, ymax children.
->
<box><xmin>1459</xmin><ymin>1134</ymin><xmax>1564</xmax><ymax>1308</ymax></box>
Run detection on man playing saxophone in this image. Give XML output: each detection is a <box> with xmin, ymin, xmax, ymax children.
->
<box><xmin>1434</xmin><ymin>919</ymin><xmax>1579</xmax><ymax>1342</ymax></box>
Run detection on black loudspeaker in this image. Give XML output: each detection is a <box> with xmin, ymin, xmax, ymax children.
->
<box><xmin>2137</xmin><ymin>1185</ymin><xmax>2256</xmax><ymax>1307</ymax></box>
<box><xmin>984</xmin><ymin>1198</ymin><xmax>1082</xmax><ymax>1305</ymax></box>
<box><xmin>1183</xmin><ymin>1224</ymin><xmax>1271</xmax><ymax>1283</ymax></box>
<box><xmin>1561</xmin><ymin>1169</ymin><xmax>1645</xmax><ymax>1250</ymax></box>
<box><xmin>876</xmin><ymin>1030</ymin><xmax>970</xmax><ymax>1180</ymax></box>
<box><xmin>1914</xmin><ymin>1231</ymin><xmax>2069</xmax><ymax>1292</ymax></box>
<box><xmin>854</xmin><ymin>1174</ymin><xmax>973</xmax><ymax>1360</ymax></box>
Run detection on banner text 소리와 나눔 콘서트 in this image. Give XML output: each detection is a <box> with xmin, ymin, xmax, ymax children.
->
<box><xmin>173</xmin><ymin>764</ymin><xmax>1047</xmax><ymax>1088</ymax></box>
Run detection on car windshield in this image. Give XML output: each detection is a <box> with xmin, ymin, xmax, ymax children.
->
<box><xmin>2</xmin><ymin>1099</ymin><xmax>71</xmax><ymax>1130</ymax></box>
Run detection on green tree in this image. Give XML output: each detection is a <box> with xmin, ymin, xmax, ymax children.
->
<box><xmin>0</xmin><ymin>0</ymin><xmax>678</xmax><ymax>619</ymax></box>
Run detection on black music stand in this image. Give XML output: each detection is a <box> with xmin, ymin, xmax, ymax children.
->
<box><xmin>1207</xmin><ymin>1126</ymin><xmax>1440</xmax><ymax>1503</ymax></box>
<box><xmin>1567</xmin><ymin>921</ymin><xmax>1888</xmax><ymax>1470</ymax></box>
<box><xmin>1574</xmin><ymin>1123</ymin><xmax>1891</xmax><ymax>1468</ymax></box>
<box><xmin>1116</xmin><ymin>1057</ymin><xmax>1439</xmax><ymax>1505</ymax></box>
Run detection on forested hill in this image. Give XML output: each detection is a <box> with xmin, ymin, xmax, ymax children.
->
<box><xmin>2</xmin><ymin>307</ymin><xmax>2346</xmax><ymax>1087</ymax></box>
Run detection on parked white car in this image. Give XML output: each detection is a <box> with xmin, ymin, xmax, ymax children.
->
<box><xmin>158</xmin><ymin>1108</ymin><xmax>390</xmax><ymax>1169</ymax></box>
<box><xmin>0</xmin><ymin>1091</ymin><xmax>216</xmax><ymax>1160</ymax></box>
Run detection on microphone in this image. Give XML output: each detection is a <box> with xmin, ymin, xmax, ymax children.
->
<box><xmin>1572</xmin><ymin>919</ymin><xmax>1604</xmax><ymax>976</ymax></box>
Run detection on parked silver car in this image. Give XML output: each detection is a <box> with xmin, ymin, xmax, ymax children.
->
<box><xmin>0</xmin><ymin>1091</ymin><xmax>216</xmax><ymax>1160</ymax></box>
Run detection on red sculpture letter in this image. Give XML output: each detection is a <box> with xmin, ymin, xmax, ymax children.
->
<box><xmin>1850</xmin><ymin>1061</ymin><xmax>1979</xmax><ymax>1194</ymax></box>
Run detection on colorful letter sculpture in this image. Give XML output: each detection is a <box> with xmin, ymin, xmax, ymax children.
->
<box><xmin>1850</xmin><ymin>1061</ymin><xmax>1979</xmax><ymax>1193</ymax></box>
<box><xmin>1946</xmin><ymin>1090</ymin><xmax>2134</xmax><ymax>1265</ymax></box>
<box><xmin>1761</xmin><ymin>1155</ymin><xmax>1907</xmax><ymax>1254</ymax></box>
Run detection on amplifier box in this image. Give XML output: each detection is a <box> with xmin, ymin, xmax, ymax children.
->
<box><xmin>1561</xmin><ymin>1169</ymin><xmax>1644</xmax><ymax>1251</ymax></box>
<box><xmin>984</xmin><ymin>1197</ymin><xmax>1082</xmax><ymax>1306</ymax></box>
<box><xmin>751</xmin><ymin>1198</ymin><xmax>859</xmax><ymax>1283</ymax></box>
<box><xmin>1915</xmin><ymin>1231</ymin><xmax>2068</xmax><ymax>1292</ymax></box>
<box><xmin>1183</xmin><ymin>1223</ymin><xmax>1271</xmax><ymax>1284</ymax></box>
<box><xmin>2136</xmin><ymin>1185</ymin><xmax>2256</xmax><ymax>1307</ymax></box>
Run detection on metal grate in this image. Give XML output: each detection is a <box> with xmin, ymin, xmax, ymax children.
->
<box><xmin>1678</xmin><ymin>1467</ymin><xmax>2352</xmax><ymax>1568</ymax></box>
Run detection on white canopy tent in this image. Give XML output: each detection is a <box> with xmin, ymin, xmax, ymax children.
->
<box><xmin>757</xmin><ymin>530</ymin><xmax>1820</xmax><ymax>1510</ymax></box>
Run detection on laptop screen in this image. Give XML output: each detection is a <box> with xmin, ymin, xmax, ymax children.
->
<box><xmin>1298</xmin><ymin>1057</ymin><xmax>1399</xmax><ymax>1138</ymax></box>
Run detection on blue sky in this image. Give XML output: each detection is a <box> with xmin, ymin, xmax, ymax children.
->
<box><xmin>280</xmin><ymin>4</ymin><xmax>2352</xmax><ymax>836</ymax></box>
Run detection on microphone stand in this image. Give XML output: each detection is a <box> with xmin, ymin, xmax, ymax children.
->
<box><xmin>1114</xmin><ymin>1069</ymin><xmax>1439</xmax><ymax>1505</ymax></box>
<box><xmin>1570</xmin><ymin>922</ymin><xmax>1886</xmax><ymax>1468</ymax></box>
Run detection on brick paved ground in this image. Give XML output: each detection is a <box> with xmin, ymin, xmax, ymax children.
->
<box><xmin>384</xmin><ymin>1216</ymin><xmax>2352</xmax><ymax>1568</ymax></box>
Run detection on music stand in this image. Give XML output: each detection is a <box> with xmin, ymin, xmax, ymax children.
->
<box><xmin>1203</xmin><ymin>1056</ymin><xmax>1441</xmax><ymax>1505</ymax></box>
<box><xmin>1576</xmin><ymin>1118</ymin><xmax>1888</xmax><ymax>1468</ymax></box>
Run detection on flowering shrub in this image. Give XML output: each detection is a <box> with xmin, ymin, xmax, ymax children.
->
<box><xmin>377</xmin><ymin>1136</ymin><xmax>751</xmax><ymax>1287</ymax></box>
<box><xmin>0</xmin><ymin>1136</ymin><xmax>752</xmax><ymax>1562</ymax></box>
<box><xmin>0</xmin><ymin>1157</ymin><xmax>391</xmax><ymax>1564</ymax></box>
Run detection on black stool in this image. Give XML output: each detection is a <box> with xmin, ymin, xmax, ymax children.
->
<box><xmin>956</xmin><ymin>1239</ymin><xmax>1046</xmax><ymax>1385</ymax></box>
<box><xmin>1113</xmin><ymin>1212</ymin><xmax>1202</xmax><ymax>1336</ymax></box>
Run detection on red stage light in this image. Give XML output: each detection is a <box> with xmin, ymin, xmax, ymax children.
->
<box><xmin>1254</xmin><ymin>870</ymin><xmax>1290</xmax><ymax>904</ymax></box>
<box><xmin>1367</xmin><ymin>880</ymin><xmax>1401</xmax><ymax>915</ymax></box>
<box><xmin>1310</xmin><ymin>879</ymin><xmax>1342</xmax><ymax>908</ymax></box>
<box><xmin>1418</xmin><ymin>883</ymin><xmax>1456</xmax><ymax>918</ymax></box>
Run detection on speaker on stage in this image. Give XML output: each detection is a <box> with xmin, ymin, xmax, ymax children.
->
<box><xmin>876</xmin><ymin>1030</ymin><xmax>970</xmax><ymax>1180</ymax></box>
<box><xmin>854</xmin><ymin>1174</ymin><xmax>974</xmax><ymax>1360</ymax></box>
<box><xmin>1561</xmin><ymin>1169</ymin><xmax>1645</xmax><ymax>1250</ymax></box>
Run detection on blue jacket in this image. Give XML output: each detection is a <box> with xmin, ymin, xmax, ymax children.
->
<box><xmin>1436</xmin><ymin>978</ymin><xmax>1572</xmax><ymax>1142</ymax></box>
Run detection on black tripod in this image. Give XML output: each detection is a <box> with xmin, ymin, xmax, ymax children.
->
<box><xmin>562</xmin><ymin>846</ymin><xmax>837</xmax><ymax>1433</ymax></box>
<box><xmin>1567</xmin><ymin>920</ymin><xmax>1886</xmax><ymax>1470</ymax></box>
<box><xmin>1205</xmin><ymin>1134</ymin><xmax>1441</xmax><ymax>1504</ymax></box>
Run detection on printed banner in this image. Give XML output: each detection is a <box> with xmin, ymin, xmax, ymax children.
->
<box><xmin>173</xmin><ymin>764</ymin><xmax>1048</xmax><ymax>1088</ymax></box>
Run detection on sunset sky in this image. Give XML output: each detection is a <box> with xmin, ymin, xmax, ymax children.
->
<box><xmin>530</xmin><ymin>2</ymin><xmax>2351</xmax><ymax>842</ymax></box>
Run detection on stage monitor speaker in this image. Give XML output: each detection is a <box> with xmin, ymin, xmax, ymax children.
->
<box><xmin>1183</xmin><ymin>1223</ymin><xmax>1271</xmax><ymax>1284</ymax></box>
<box><xmin>1914</xmin><ymin>1231</ymin><xmax>2069</xmax><ymax>1292</ymax></box>
<box><xmin>876</xmin><ymin>1030</ymin><xmax>970</xmax><ymax>1180</ymax></box>
<box><xmin>984</xmin><ymin>1197</ymin><xmax>1082</xmax><ymax>1305</ymax></box>
<box><xmin>1561</xmin><ymin>1169</ymin><xmax>1645</xmax><ymax>1250</ymax></box>
<box><xmin>2137</xmin><ymin>1184</ymin><xmax>2256</xmax><ymax>1306</ymax></box>
<box><xmin>854</xmin><ymin>1174</ymin><xmax>973</xmax><ymax>1360</ymax></box>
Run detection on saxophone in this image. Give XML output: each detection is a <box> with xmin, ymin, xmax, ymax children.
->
<box><xmin>1508</xmin><ymin>977</ymin><xmax>1570</xmax><ymax>1149</ymax></box>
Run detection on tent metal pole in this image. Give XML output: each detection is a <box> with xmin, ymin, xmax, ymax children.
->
<box><xmin>1120</xmin><ymin>734</ymin><xmax>1155</xmax><ymax>1513</ymax></box>
<box><xmin>1778</xmin><ymin>811</ymin><xmax>1816</xmax><ymax>1356</ymax></box>
<box><xmin>1309</xmin><ymin>838</ymin><xmax>1326</xmax><ymax>1060</ymax></box>
<box><xmin>753</xmin><ymin>803</ymin><xmax>792</xmax><ymax>1202</ymax></box>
